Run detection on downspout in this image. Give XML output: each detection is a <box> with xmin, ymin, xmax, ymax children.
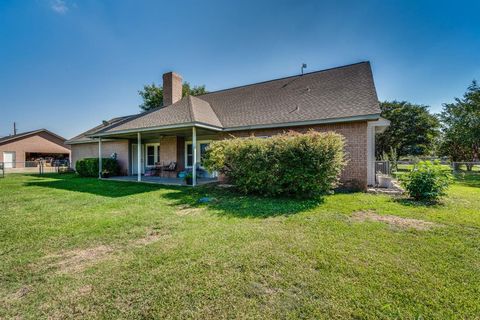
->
<box><xmin>137</xmin><ymin>132</ymin><xmax>142</xmax><ymax>182</ymax></box>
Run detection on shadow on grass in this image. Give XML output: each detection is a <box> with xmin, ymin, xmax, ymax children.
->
<box><xmin>24</xmin><ymin>173</ymin><xmax>163</xmax><ymax>198</ymax></box>
<box><xmin>24</xmin><ymin>173</ymin><xmax>322</xmax><ymax>217</ymax></box>
<box><xmin>162</xmin><ymin>185</ymin><xmax>323</xmax><ymax>218</ymax></box>
<box><xmin>392</xmin><ymin>197</ymin><xmax>444</xmax><ymax>208</ymax></box>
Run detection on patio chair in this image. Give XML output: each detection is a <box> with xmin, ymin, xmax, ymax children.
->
<box><xmin>161</xmin><ymin>161</ymin><xmax>177</xmax><ymax>178</ymax></box>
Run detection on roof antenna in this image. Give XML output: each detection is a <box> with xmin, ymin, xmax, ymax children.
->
<box><xmin>301</xmin><ymin>63</ymin><xmax>307</xmax><ymax>75</ymax></box>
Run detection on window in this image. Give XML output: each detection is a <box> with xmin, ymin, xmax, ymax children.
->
<box><xmin>186</xmin><ymin>143</ymin><xmax>193</xmax><ymax>167</ymax></box>
<box><xmin>186</xmin><ymin>141</ymin><xmax>211</xmax><ymax>167</ymax></box>
<box><xmin>147</xmin><ymin>146</ymin><xmax>155</xmax><ymax>166</ymax></box>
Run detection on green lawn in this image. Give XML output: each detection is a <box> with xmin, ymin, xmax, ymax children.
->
<box><xmin>1</xmin><ymin>173</ymin><xmax>479</xmax><ymax>319</ymax></box>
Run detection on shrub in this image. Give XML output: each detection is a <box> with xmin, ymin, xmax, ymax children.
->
<box><xmin>75</xmin><ymin>158</ymin><xmax>119</xmax><ymax>177</ymax></box>
<box><xmin>203</xmin><ymin>131</ymin><xmax>346</xmax><ymax>198</ymax></box>
<box><xmin>400</xmin><ymin>161</ymin><xmax>452</xmax><ymax>201</ymax></box>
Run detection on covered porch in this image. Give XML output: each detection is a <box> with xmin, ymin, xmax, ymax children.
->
<box><xmin>105</xmin><ymin>175</ymin><xmax>218</xmax><ymax>186</ymax></box>
<box><xmin>94</xmin><ymin>124</ymin><xmax>222</xmax><ymax>186</ymax></box>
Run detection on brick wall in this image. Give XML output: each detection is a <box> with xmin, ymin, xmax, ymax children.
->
<box><xmin>0</xmin><ymin>132</ymin><xmax>70</xmax><ymax>168</ymax></box>
<box><xmin>219</xmin><ymin>121</ymin><xmax>368</xmax><ymax>189</ymax></box>
<box><xmin>70</xmin><ymin>140</ymin><xmax>130</xmax><ymax>175</ymax></box>
<box><xmin>159</xmin><ymin>136</ymin><xmax>178</xmax><ymax>165</ymax></box>
<box><xmin>163</xmin><ymin>72</ymin><xmax>183</xmax><ymax>106</ymax></box>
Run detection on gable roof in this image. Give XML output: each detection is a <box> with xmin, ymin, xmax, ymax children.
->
<box><xmin>97</xmin><ymin>95</ymin><xmax>223</xmax><ymax>134</ymax></box>
<box><xmin>0</xmin><ymin>129</ymin><xmax>67</xmax><ymax>145</ymax></box>
<box><xmin>66</xmin><ymin>115</ymin><xmax>134</xmax><ymax>144</ymax></box>
<box><xmin>71</xmin><ymin>61</ymin><xmax>381</xmax><ymax>141</ymax></box>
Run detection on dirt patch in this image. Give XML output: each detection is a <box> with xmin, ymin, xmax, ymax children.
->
<box><xmin>4</xmin><ymin>286</ymin><xmax>32</xmax><ymax>302</ymax></box>
<box><xmin>131</xmin><ymin>230</ymin><xmax>170</xmax><ymax>246</ymax></box>
<box><xmin>76</xmin><ymin>285</ymin><xmax>93</xmax><ymax>297</ymax></box>
<box><xmin>46</xmin><ymin>245</ymin><xmax>113</xmax><ymax>274</ymax></box>
<box><xmin>41</xmin><ymin>230</ymin><xmax>171</xmax><ymax>274</ymax></box>
<box><xmin>176</xmin><ymin>205</ymin><xmax>204</xmax><ymax>216</ymax></box>
<box><xmin>351</xmin><ymin>211</ymin><xmax>440</xmax><ymax>231</ymax></box>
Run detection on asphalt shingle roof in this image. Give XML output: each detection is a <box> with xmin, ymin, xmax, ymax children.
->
<box><xmin>0</xmin><ymin>129</ymin><xmax>66</xmax><ymax>145</ymax></box>
<box><xmin>200</xmin><ymin>61</ymin><xmax>380</xmax><ymax>128</ymax></box>
<box><xmin>68</xmin><ymin>61</ymin><xmax>381</xmax><ymax>142</ymax></box>
<box><xmin>66</xmin><ymin>116</ymin><xmax>134</xmax><ymax>143</ymax></box>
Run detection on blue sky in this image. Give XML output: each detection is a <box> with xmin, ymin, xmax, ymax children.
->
<box><xmin>0</xmin><ymin>0</ymin><xmax>479</xmax><ymax>138</ymax></box>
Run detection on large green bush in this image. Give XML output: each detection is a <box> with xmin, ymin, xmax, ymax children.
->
<box><xmin>75</xmin><ymin>158</ymin><xmax>119</xmax><ymax>177</ymax></box>
<box><xmin>400</xmin><ymin>161</ymin><xmax>452</xmax><ymax>201</ymax></box>
<box><xmin>203</xmin><ymin>131</ymin><xmax>346</xmax><ymax>198</ymax></box>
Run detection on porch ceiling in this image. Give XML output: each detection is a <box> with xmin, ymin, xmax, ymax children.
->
<box><xmin>94</xmin><ymin>126</ymin><xmax>219</xmax><ymax>140</ymax></box>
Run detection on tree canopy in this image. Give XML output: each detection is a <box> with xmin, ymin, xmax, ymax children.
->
<box><xmin>376</xmin><ymin>101</ymin><xmax>440</xmax><ymax>159</ymax></box>
<box><xmin>439</xmin><ymin>80</ymin><xmax>480</xmax><ymax>162</ymax></box>
<box><xmin>139</xmin><ymin>82</ymin><xmax>207</xmax><ymax>112</ymax></box>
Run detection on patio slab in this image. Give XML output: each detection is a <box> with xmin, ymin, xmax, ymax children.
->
<box><xmin>104</xmin><ymin>175</ymin><xmax>217</xmax><ymax>186</ymax></box>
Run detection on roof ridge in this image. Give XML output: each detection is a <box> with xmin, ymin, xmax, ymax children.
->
<box><xmin>0</xmin><ymin>129</ymin><xmax>66</xmax><ymax>144</ymax></box>
<box><xmin>198</xmin><ymin>61</ymin><xmax>370</xmax><ymax>97</ymax></box>
<box><xmin>189</xmin><ymin>95</ymin><xmax>223</xmax><ymax>127</ymax></box>
<box><xmin>187</xmin><ymin>95</ymin><xmax>195</xmax><ymax>122</ymax></box>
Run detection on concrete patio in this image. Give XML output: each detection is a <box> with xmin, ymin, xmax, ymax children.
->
<box><xmin>104</xmin><ymin>175</ymin><xmax>218</xmax><ymax>186</ymax></box>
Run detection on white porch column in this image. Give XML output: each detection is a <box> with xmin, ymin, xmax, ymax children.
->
<box><xmin>367</xmin><ymin>123</ymin><xmax>375</xmax><ymax>186</ymax></box>
<box><xmin>192</xmin><ymin>126</ymin><xmax>197</xmax><ymax>186</ymax></box>
<box><xmin>137</xmin><ymin>132</ymin><xmax>142</xmax><ymax>182</ymax></box>
<box><xmin>367</xmin><ymin>117</ymin><xmax>391</xmax><ymax>186</ymax></box>
<box><xmin>98</xmin><ymin>137</ymin><xmax>102</xmax><ymax>179</ymax></box>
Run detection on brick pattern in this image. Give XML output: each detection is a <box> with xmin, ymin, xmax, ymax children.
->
<box><xmin>70</xmin><ymin>121</ymin><xmax>368</xmax><ymax>189</ymax></box>
<box><xmin>71</xmin><ymin>140</ymin><xmax>129</xmax><ymax>175</ymax></box>
<box><xmin>159</xmin><ymin>136</ymin><xmax>178</xmax><ymax>165</ymax></box>
<box><xmin>0</xmin><ymin>131</ymin><xmax>70</xmax><ymax>168</ymax></box>
<box><xmin>163</xmin><ymin>72</ymin><xmax>183</xmax><ymax>107</ymax></box>
<box><xmin>219</xmin><ymin>121</ymin><xmax>368</xmax><ymax>189</ymax></box>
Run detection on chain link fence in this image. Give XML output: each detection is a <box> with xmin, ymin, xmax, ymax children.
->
<box><xmin>0</xmin><ymin>160</ymin><xmax>70</xmax><ymax>177</ymax></box>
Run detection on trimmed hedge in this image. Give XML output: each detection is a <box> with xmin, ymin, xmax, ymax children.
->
<box><xmin>203</xmin><ymin>131</ymin><xmax>346</xmax><ymax>198</ymax></box>
<box><xmin>75</xmin><ymin>158</ymin><xmax>119</xmax><ymax>177</ymax></box>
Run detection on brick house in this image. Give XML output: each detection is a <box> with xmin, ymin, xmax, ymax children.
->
<box><xmin>66</xmin><ymin>62</ymin><xmax>389</xmax><ymax>188</ymax></box>
<box><xmin>0</xmin><ymin>129</ymin><xmax>70</xmax><ymax>169</ymax></box>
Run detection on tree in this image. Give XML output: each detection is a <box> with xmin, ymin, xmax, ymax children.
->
<box><xmin>376</xmin><ymin>101</ymin><xmax>440</xmax><ymax>159</ymax></box>
<box><xmin>139</xmin><ymin>82</ymin><xmax>207</xmax><ymax>112</ymax></box>
<box><xmin>439</xmin><ymin>80</ymin><xmax>480</xmax><ymax>165</ymax></box>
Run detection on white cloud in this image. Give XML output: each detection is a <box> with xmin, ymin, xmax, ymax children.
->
<box><xmin>50</xmin><ymin>0</ymin><xmax>69</xmax><ymax>14</ymax></box>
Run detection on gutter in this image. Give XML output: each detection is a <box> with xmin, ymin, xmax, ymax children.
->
<box><xmin>85</xmin><ymin>113</ymin><xmax>381</xmax><ymax>139</ymax></box>
<box><xmin>223</xmin><ymin>114</ymin><xmax>382</xmax><ymax>131</ymax></box>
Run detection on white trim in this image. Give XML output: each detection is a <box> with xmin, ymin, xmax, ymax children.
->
<box><xmin>222</xmin><ymin>114</ymin><xmax>381</xmax><ymax>131</ymax></box>
<box><xmin>144</xmin><ymin>143</ymin><xmax>160</xmax><ymax>167</ymax></box>
<box><xmin>98</xmin><ymin>138</ymin><xmax>102</xmax><ymax>178</ymax></box>
<box><xmin>137</xmin><ymin>132</ymin><xmax>141</xmax><ymax>182</ymax></box>
<box><xmin>192</xmin><ymin>127</ymin><xmax>197</xmax><ymax>186</ymax></box>
<box><xmin>88</xmin><ymin>114</ymin><xmax>381</xmax><ymax>138</ymax></box>
<box><xmin>185</xmin><ymin>139</ymin><xmax>212</xmax><ymax>169</ymax></box>
<box><xmin>91</xmin><ymin>122</ymin><xmax>223</xmax><ymax>137</ymax></box>
<box><xmin>66</xmin><ymin>138</ymin><xmax>126</xmax><ymax>145</ymax></box>
<box><xmin>367</xmin><ymin>117</ymin><xmax>391</xmax><ymax>186</ymax></box>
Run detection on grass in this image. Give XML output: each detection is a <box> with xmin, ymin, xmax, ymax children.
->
<box><xmin>1</xmin><ymin>173</ymin><xmax>479</xmax><ymax>319</ymax></box>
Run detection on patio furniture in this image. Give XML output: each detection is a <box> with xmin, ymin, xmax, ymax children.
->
<box><xmin>161</xmin><ymin>161</ymin><xmax>177</xmax><ymax>178</ymax></box>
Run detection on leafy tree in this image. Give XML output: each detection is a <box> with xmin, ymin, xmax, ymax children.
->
<box><xmin>439</xmin><ymin>80</ymin><xmax>480</xmax><ymax>165</ymax></box>
<box><xmin>376</xmin><ymin>101</ymin><xmax>440</xmax><ymax>159</ymax></box>
<box><xmin>138</xmin><ymin>84</ymin><xmax>164</xmax><ymax>112</ymax></box>
<box><xmin>139</xmin><ymin>82</ymin><xmax>207</xmax><ymax>112</ymax></box>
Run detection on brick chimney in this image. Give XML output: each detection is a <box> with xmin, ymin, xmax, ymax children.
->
<box><xmin>163</xmin><ymin>72</ymin><xmax>182</xmax><ymax>106</ymax></box>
